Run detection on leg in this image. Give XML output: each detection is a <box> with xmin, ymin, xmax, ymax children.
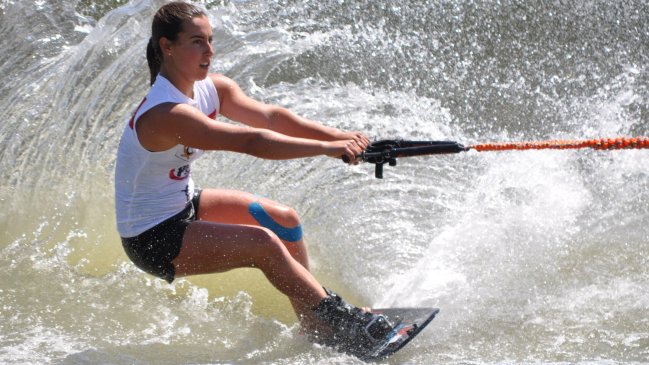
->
<box><xmin>194</xmin><ymin>189</ymin><xmax>319</xmax><ymax>325</ymax></box>
<box><xmin>172</xmin><ymin>220</ymin><xmax>326</xmax><ymax>308</ymax></box>
<box><xmin>196</xmin><ymin>189</ymin><xmax>310</xmax><ymax>269</ymax></box>
<box><xmin>176</xmin><ymin>189</ymin><xmax>394</xmax><ymax>352</ymax></box>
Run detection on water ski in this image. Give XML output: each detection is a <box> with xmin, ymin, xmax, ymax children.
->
<box><xmin>359</xmin><ymin>307</ymin><xmax>439</xmax><ymax>361</ymax></box>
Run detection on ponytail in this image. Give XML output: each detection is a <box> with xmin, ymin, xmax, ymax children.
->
<box><xmin>146</xmin><ymin>37</ymin><xmax>161</xmax><ymax>86</ymax></box>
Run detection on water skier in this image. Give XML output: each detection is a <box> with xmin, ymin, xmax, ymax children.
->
<box><xmin>114</xmin><ymin>1</ymin><xmax>393</xmax><ymax>355</ymax></box>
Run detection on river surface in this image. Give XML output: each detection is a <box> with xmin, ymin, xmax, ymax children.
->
<box><xmin>1</xmin><ymin>0</ymin><xmax>648</xmax><ymax>364</ymax></box>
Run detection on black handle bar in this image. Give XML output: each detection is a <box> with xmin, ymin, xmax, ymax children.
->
<box><xmin>343</xmin><ymin>140</ymin><xmax>467</xmax><ymax>178</ymax></box>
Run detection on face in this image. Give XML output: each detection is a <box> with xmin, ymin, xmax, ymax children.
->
<box><xmin>161</xmin><ymin>15</ymin><xmax>214</xmax><ymax>83</ymax></box>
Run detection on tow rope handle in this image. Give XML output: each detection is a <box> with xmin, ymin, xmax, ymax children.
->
<box><xmin>345</xmin><ymin>137</ymin><xmax>649</xmax><ymax>178</ymax></box>
<box><xmin>343</xmin><ymin>140</ymin><xmax>467</xmax><ymax>178</ymax></box>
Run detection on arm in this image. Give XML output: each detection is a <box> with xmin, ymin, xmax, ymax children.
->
<box><xmin>136</xmin><ymin>102</ymin><xmax>364</xmax><ymax>161</ymax></box>
<box><xmin>212</xmin><ymin>74</ymin><xmax>369</xmax><ymax>147</ymax></box>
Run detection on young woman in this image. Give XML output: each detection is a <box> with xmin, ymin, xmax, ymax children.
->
<box><xmin>114</xmin><ymin>1</ymin><xmax>393</xmax><ymax>356</ymax></box>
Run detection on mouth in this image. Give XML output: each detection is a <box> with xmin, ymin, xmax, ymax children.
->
<box><xmin>199</xmin><ymin>62</ymin><xmax>210</xmax><ymax>69</ymax></box>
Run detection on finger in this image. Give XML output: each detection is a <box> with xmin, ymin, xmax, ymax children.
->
<box><xmin>354</xmin><ymin>133</ymin><xmax>370</xmax><ymax>148</ymax></box>
<box><xmin>341</xmin><ymin>144</ymin><xmax>358</xmax><ymax>165</ymax></box>
<box><xmin>349</xmin><ymin>144</ymin><xmax>365</xmax><ymax>165</ymax></box>
<box><xmin>344</xmin><ymin>132</ymin><xmax>366</xmax><ymax>146</ymax></box>
<box><xmin>351</xmin><ymin>135</ymin><xmax>366</xmax><ymax>149</ymax></box>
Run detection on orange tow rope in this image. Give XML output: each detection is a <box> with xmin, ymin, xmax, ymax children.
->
<box><xmin>469</xmin><ymin>137</ymin><xmax>649</xmax><ymax>152</ymax></box>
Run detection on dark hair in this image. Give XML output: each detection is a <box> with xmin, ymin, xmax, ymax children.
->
<box><xmin>147</xmin><ymin>2</ymin><xmax>207</xmax><ymax>85</ymax></box>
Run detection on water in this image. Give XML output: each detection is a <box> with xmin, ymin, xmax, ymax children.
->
<box><xmin>1</xmin><ymin>0</ymin><xmax>648</xmax><ymax>363</ymax></box>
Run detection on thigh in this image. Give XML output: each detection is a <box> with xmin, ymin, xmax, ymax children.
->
<box><xmin>188</xmin><ymin>189</ymin><xmax>310</xmax><ymax>271</ymax></box>
<box><xmin>172</xmin><ymin>220</ymin><xmax>283</xmax><ymax>277</ymax></box>
<box><xmin>196</xmin><ymin>188</ymin><xmax>299</xmax><ymax>227</ymax></box>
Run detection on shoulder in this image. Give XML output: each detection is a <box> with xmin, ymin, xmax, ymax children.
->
<box><xmin>136</xmin><ymin>100</ymin><xmax>214</xmax><ymax>149</ymax></box>
<box><xmin>135</xmin><ymin>77</ymin><xmax>190</xmax><ymax>120</ymax></box>
<box><xmin>208</xmin><ymin>73</ymin><xmax>243</xmax><ymax>97</ymax></box>
<box><xmin>209</xmin><ymin>73</ymin><xmax>235</xmax><ymax>86</ymax></box>
<box><xmin>141</xmin><ymin>102</ymin><xmax>203</xmax><ymax>123</ymax></box>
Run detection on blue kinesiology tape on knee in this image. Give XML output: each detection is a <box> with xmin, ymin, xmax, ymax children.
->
<box><xmin>248</xmin><ymin>201</ymin><xmax>303</xmax><ymax>242</ymax></box>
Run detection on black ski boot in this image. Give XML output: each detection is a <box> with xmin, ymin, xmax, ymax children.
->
<box><xmin>313</xmin><ymin>288</ymin><xmax>394</xmax><ymax>358</ymax></box>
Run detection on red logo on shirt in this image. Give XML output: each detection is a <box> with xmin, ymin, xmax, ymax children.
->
<box><xmin>169</xmin><ymin>165</ymin><xmax>190</xmax><ymax>180</ymax></box>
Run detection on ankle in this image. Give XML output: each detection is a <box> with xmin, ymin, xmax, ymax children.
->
<box><xmin>312</xmin><ymin>288</ymin><xmax>393</xmax><ymax>342</ymax></box>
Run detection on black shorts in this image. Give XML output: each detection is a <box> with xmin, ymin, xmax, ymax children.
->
<box><xmin>121</xmin><ymin>190</ymin><xmax>201</xmax><ymax>283</ymax></box>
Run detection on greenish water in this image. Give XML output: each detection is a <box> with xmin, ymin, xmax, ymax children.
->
<box><xmin>1</xmin><ymin>0</ymin><xmax>647</xmax><ymax>364</ymax></box>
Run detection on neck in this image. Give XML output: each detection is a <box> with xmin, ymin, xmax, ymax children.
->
<box><xmin>159</xmin><ymin>68</ymin><xmax>194</xmax><ymax>98</ymax></box>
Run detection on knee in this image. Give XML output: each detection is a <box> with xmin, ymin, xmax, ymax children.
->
<box><xmin>275</xmin><ymin>207</ymin><xmax>303</xmax><ymax>243</ymax></box>
<box><xmin>249</xmin><ymin>202</ymin><xmax>303</xmax><ymax>242</ymax></box>
<box><xmin>249</xmin><ymin>227</ymin><xmax>291</xmax><ymax>266</ymax></box>
<box><xmin>275</xmin><ymin>206</ymin><xmax>301</xmax><ymax>228</ymax></box>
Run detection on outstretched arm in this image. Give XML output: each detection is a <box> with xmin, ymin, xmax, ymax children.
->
<box><xmin>212</xmin><ymin>74</ymin><xmax>369</xmax><ymax>147</ymax></box>
<box><xmin>135</xmin><ymin>74</ymin><xmax>369</xmax><ymax>162</ymax></box>
<box><xmin>135</xmin><ymin>101</ymin><xmax>365</xmax><ymax>162</ymax></box>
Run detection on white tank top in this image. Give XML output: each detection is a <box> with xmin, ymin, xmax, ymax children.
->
<box><xmin>115</xmin><ymin>75</ymin><xmax>220</xmax><ymax>237</ymax></box>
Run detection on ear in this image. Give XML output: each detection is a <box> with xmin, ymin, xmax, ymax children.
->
<box><xmin>159</xmin><ymin>37</ymin><xmax>173</xmax><ymax>56</ymax></box>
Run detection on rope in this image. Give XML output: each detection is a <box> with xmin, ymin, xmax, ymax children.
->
<box><xmin>469</xmin><ymin>137</ymin><xmax>649</xmax><ymax>152</ymax></box>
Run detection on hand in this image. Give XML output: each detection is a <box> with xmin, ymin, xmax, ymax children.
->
<box><xmin>332</xmin><ymin>131</ymin><xmax>370</xmax><ymax>165</ymax></box>
<box><xmin>326</xmin><ymin>139</ymin><xmax>366</xmax><ymax>165</ymax></box>
<box><xmin>339</xmin><ymin>131</ymin><xmax>370</xmax><ymax>150</ymax></box>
